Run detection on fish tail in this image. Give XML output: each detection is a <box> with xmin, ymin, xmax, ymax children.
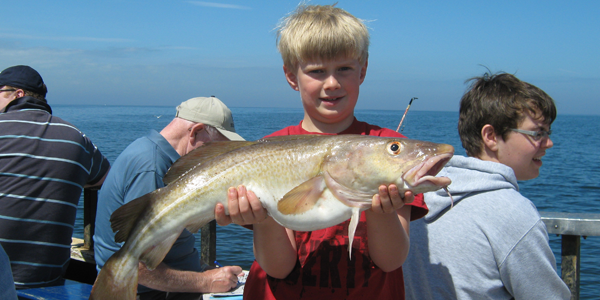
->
<box><xmin>89</xmin><ymin>249</ymin><xmax>138</xmax><ymax>300</ymax></box>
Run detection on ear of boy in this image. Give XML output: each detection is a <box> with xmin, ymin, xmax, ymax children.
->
<box><xmin>359</xmin><ymin>59</ymin><xmax>368</xmax><ymax>83</ymax></box>
<box><xmin>479</xmin><ymin>124</ymin><xmax>500</xmax><ymax>162</ymax></box>
<box><xmin>283</xmin><ymin>65</ymin><xmax>299</xmax><ymax>91</ymax></box>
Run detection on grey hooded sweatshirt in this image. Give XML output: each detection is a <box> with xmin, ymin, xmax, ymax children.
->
<box><xmin>404</xmin><ymin>155</ymin><xmax>570</xmax><ymax>300</ymax></box>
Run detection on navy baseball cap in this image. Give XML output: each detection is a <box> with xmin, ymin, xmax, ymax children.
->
<box><xmin>0</xmin><ymin>65</ymin><xmax>47</xmax><ymax>97</ymax></box>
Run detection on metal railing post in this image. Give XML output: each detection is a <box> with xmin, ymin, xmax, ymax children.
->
<box><xmin>83</xmin><ymin>188</ymin><xmax>99</xmax><ymax>250</ymax></box>
<box><xmin>201</xmin><ymin>220</ymin><xmax>217</xmax><ymax>267</ymax></box>
<box><xmin>561</xmin><ymin>235</ymin><xmax>580</xmax><ymax>300</ymax></box>
<box><xmin>540</xmin><ymin>211</ymin><xmax>600</xmax><ymax>300</ymax></box>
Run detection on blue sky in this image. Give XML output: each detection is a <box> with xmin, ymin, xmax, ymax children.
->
<box><xmin>1</xmin><ymin>0</ymin><xmax>598</xmax><ymax>115</ymax></box>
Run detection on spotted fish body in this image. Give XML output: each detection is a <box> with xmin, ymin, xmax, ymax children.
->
<box><xmin>90</xmin><ymin>135</ymin><xmax>454</xmax><ymax>300</ymax></box>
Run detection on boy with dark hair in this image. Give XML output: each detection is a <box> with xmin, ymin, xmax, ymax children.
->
<box><xmin>403</xmin><ymin>72</ymin><xmax>571</xmax><ymax>299</ymax></box>
<box><xmin>216</xmin><ymin>4</ymin><xmax>428</xmax><ymax>300</ymax></box>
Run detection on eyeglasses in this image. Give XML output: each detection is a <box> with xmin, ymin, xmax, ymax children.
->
<box><xmin>0</xmin><ymin>89</ymin><xmax>16</xmax><ymax>93</ymax></box>
<box><xmin>510</xmin><ymin>128</ymin><xmax>552</xmax><ymax>141</ymax></box>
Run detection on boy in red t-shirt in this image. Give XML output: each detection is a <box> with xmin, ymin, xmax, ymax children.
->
<box><xmin>215</xmin><ymin>4</ymin><xmax>428</xmax><ymax>299</ymax></box>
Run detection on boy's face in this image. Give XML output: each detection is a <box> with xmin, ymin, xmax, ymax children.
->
<box><xmin>495</xmin><ymin>111</ymin><xmax>553</xmax><ymax>181</ymax></box>
<box><xmin>284</xmin><ymin>57</ymin><xmax>367</xmax><ymax>129</ymax></box>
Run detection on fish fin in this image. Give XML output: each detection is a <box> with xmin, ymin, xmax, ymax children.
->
<box><xmin>347</xmin><ymin>207</ymin><xmax>361</xmax><ymax>258</ymax></box>
<box><xmin>139</xmin><ymin>231</ymin><xmax>181</xmax><ymax>270</ymax></box>
<box><xmin>277</xmin><ymin>176</ymin><xmax>327</xmax><ymax>215</ymax></box>
<box><xmin>164</xmin><ymin>141</ymin><xmax>258</xmax><ymax>185</ymax></box>
<box><xmin>111</xmin><ymin>192</ymin><xmax>156</xmax><ymax>243</ymax></box>
<box><xmin>323</xmin><ymin>171</ymin><xmax>373</xmax><ymax>207</ymax></box>
<box><xmin>90</xmin><ymin>249</ymin><xmax>138</xmax><ymax>300</ymax></box>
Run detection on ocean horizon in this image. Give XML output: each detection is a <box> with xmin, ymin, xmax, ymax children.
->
<box><xmin>51</xmin><ymin>105</ymin><xmax>599</xmax><ymax>299</ymax></box>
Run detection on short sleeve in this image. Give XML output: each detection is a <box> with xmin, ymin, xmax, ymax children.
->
<box><xmin>87</xmin><ymin>143</ymin><xmax>111</xmax><ymax>186</ymax></box>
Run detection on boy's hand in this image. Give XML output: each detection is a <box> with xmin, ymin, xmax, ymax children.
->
<box><xmin>215</xmin><ymin>185</ymin><xmax>268</xmax><ymax>226</ymax></box>
<box><xmin>371</xmin><ymin>184</ymin><xmax>414</xmax><ymax>214</ymax></box>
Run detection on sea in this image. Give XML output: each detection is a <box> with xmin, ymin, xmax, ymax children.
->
<box><xmin>53</xmin><ymin>105</ymin><xmax>600</xmax><ymax>299</ymax></box>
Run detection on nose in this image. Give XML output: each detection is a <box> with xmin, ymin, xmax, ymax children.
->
<box><xmin>542</xmin><ymin>136</ymin><xmax>554</xmax><ymax>149</ymax></box>
<box><xmin>323</xmin><ymin>74</ymin><xmax>341</xmax><ymax>90</ymax></box>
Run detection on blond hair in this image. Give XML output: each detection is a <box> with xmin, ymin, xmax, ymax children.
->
<box><xmin>276</xmin><ymin>4</ymin><xmax>370</xmax><ymax>69</ymax></box>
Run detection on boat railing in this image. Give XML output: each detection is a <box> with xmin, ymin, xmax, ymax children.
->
<box><xmin>540</xmin><ymin>211</ymin><xmax>600</xmax><ymax>300</ymax></box>
<box><xmin>78</xmin><ymin>189</ymin><xmax>598</xmax><ymax>300</ymax></box>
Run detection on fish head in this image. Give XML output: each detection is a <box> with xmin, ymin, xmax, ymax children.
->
<box><xmin>391</xmin><ymin>138</ymin><xmax>454</xmax><ymax>193</ymax></box>
<box><xmin>324</xmin><ymin>136</ymin><xmax>454</xmax><ymax>203</ymax></box>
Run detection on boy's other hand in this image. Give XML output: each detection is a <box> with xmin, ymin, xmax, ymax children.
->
<box><xmin>371</xmin><ymin>184</ymin><xmax>414</xmax><ymax>214</ymax></box>
<box><xmin>215</xmin><ymin>185</ymin><xmax>268</xmax><ymax>226</ymax></box>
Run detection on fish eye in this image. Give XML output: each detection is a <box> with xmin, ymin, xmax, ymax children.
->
<box><xmin>387</xmin><ymin>142</ymin><xmax>403</xmax><ymax>155</ymax></box>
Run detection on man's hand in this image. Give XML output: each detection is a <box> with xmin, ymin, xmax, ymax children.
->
<box><xmin>215</xmin><ymin>185</ymin><xmax>268</xmax><ymax>226</ymax></box>
<box><xmin>371</xmin><ymin>184</ymin><xmax>414</xmax><ymax>214</ymax></box>
<box><xmin>201</xmin><ymin>265</ymin><xmax>243</xmax><ymax>293</ymax></box>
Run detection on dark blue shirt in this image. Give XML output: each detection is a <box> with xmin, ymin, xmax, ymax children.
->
<box><xmin>0</xmin><ymin>96</ymin><xmax>110</xmax><ymax>288</ymax></box>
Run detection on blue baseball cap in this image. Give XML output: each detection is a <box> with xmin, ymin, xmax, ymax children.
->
<box><xmin>0</xmin><ymin>65</ymin><xmax>47</xmax><ymax>97</ymax></box>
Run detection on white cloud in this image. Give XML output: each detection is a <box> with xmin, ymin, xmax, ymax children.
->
<box><xmin>187</xmin><ymin>1</ymin><xmax>251</xmax><ymax>10</ymax></box>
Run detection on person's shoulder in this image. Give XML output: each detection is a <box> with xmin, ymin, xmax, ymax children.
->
<box><xmin>469</xmin><ymin>187</ymin><xmax>540</xmax><ymax>231</ymax></box>
<box><xmin>107</xmin><ymin>139</ymin><xmax>163</xmax><ymax>184</ymax></box>
<box><xmin>265</xmin><ymin>128</ymin><xmax>289</xmax><ymax>138</ymax></box>
<box><xmin>47</xmin><ymin>115</ymin><xmax>97</xmax><ymax>141</ymax></box>
<box><xmin>120</xmin><ymin>135</ymin><xmax>160</xmax><ymax>160</ymax></box>
<box><xmin>48</xmin><ymin>114</ymin><xmax>75</xmax><ymax>126</ymax></box>
<box><xmin>356</xmin><ymin>120</ymin><xmax>405</xmax><ymax>138</ymax></box>
<box><xmin>264</xmin><ymin>123</ymin><xmax>301</xmax><ymax>138</ymax></box>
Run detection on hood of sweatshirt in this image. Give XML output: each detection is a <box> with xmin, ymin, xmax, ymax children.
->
<box><xmin>424</xmin><ymin>155</ymin><xmax>519</xmax><ymax>221</ymax></box>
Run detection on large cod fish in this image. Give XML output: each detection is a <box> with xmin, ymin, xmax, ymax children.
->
<box><xmin>90</xmin><ymin>135</ymin><xmax>454</xmax><ymax>300</ymax></box>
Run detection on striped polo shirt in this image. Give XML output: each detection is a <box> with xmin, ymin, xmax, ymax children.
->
<box><xmin>0</xmin><ymin>96</ymin><xmax>110</xmax><ymax>288</ymax></box>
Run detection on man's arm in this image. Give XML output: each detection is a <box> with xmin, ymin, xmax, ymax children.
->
<box><xmin>85</xmin><ymin>140</ymin><xmax>111</xmax><ymax>188</ymax></box>
<box><xmin>85</xmin><ymin>169</ymin><xmax>109</xmax><ymax>188</ymax></box>
<box><xmin>138</xmin><ymin>262</ymin><xmax>242</xmax><ymax>293</ymax></box>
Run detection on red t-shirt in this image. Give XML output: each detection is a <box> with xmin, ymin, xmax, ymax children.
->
<box><xmin>243</xmin><ymin>119</ymin><xmax>428</xmax><ymax>300</ymax></box>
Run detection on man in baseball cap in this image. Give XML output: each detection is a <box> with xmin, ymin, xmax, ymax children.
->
<box><xmin>0</xmin><ymin>65</ymin><xmax>110</xmax><ymax>289</ymax></box>
<box><xmin>0</xmin><ymin>65</ymin><xmax>48</xmax><ymax>111</ymax></box>
<box><xmin>94</xmin><ymin>96</ymin><xmax>245</xmax><ymax>299</ymax></box>
<box><xmin>175</xmin><ymin>96</ymin><xmax>244</xmax><ymax>141</ymax></box>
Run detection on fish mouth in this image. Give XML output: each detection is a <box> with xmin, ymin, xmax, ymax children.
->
<box><xmin>403</xmin><ymin>152</ymin><xmax>453</xmax><ymax>188</ymax></box>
